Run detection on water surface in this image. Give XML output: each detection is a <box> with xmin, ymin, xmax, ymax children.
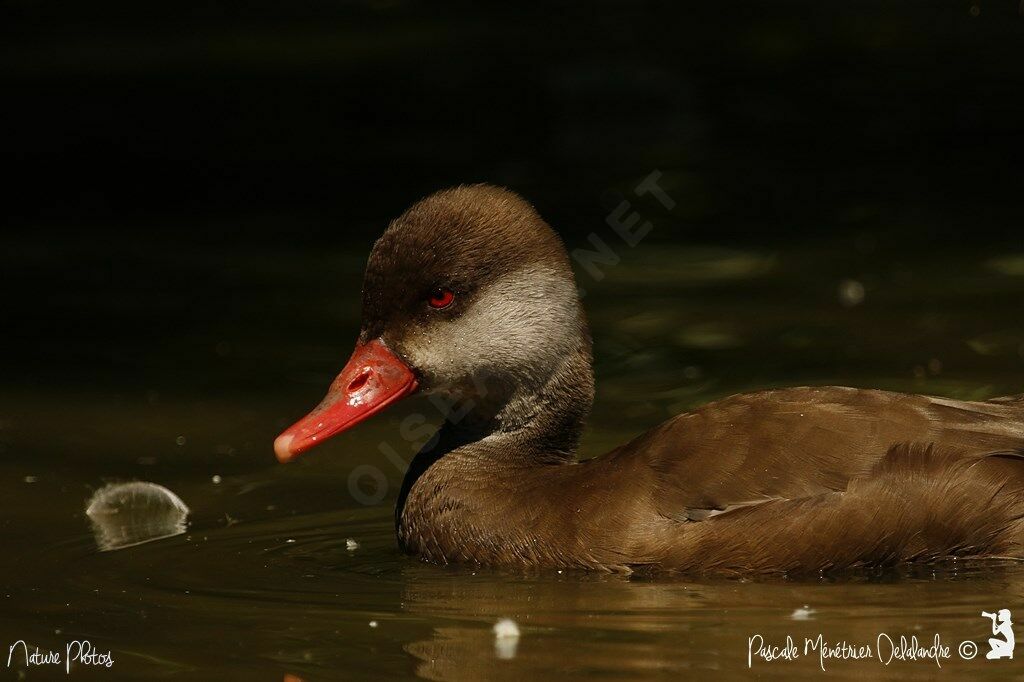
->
<box><xmin>3</xmin><ymin>234</ymin><xmax>1024</xmax><ymax>680</ymax></box>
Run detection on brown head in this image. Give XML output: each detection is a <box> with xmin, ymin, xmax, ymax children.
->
<box><xmin>274</xmin><ymin>185</ymin><xmax>593</xmax><ymax>462</ymax></box>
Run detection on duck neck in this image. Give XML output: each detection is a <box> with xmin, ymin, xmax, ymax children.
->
<box><xmin>396</xmin><ymin>339</ymin><xmax>594</xmax><ymax>524</ymax></box>
<box><xmin>488</xmin><ymin>338</ymin><xmax>595</xmax><ymax>460</ymax></box>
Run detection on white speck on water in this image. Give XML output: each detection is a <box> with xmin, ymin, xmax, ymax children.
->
<box><xmin>369</xmin><ymin>620</ymin><xmax>378</xmax><ymax>628</ymax></box>
<box><xmin>493</xmin><ymin>618</ymin><xmax>521</xmax><ymax>659</ymax></box>
<box><xmin>175</xmin><ymin>435</ymin><xmax>187</xmax><ymax>446</ymax></box>
<box><xmin>838</xmin><ymin>279</ymin><xmax>865</xmax><ymax>307</ymax></box>
<box><xmin>211</xmin><ymin>475</ymin><xmax>222</xmax><ymax>484</ymax></box>
<box><xmin>23</xmin><ymin>475</ymin><xmax>37</xmax><ymax>484</ymax></box>
<box><xmin>346</xmin><ymin>538</ymin><xmax>360</xmax><ymax>551</ymax></box>
<box><xmin>286</xmin><ymin>538</ymin><xmax>296</xmax><ymax>544</ymax></box>
<box><xmin>791</xmin><ymin>605</ymin><xmax>816</xmax><ymax>620</ymax></box>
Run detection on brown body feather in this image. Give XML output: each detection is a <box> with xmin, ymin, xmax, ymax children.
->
<box><xmin>398</xmin><ymin>387</ymin><xmax>1024</xmax><ymax>575</ymax></box>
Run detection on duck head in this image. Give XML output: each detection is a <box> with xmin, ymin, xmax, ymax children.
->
<box><xmin>274</xmin><ymin>185</ymin><xmax>594</xmax><ymax>463</ymax></box>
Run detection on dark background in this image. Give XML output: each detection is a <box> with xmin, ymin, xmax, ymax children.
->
<box><xmin>5</xmin><ymin>0</ymin><xmax>1024</xmax><ymax>391</ymax></box>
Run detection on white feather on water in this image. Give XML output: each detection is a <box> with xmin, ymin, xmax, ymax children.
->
<box><xmin>493</xmin><ymin>618</ymin><xmax>521</xmax><ymax>659</ymax></box>
<box><xmin>86</xmin><ymin>482</ymin><xmax>189</xmax><ymax>551</ymax></box>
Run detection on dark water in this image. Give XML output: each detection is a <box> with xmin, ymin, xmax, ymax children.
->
<box><xmin>3</xmin><ymin>230</ymin><xmax>1024</xmax><ymax>680</ymax></box>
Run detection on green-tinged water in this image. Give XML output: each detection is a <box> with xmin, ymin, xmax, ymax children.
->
<box><xmin>3</xmin><ymin>234</ymin><xmax>1024</xmax><ymax>680</ymax></box>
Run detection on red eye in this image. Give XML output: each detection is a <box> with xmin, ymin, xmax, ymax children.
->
<box><xmin>428</xmin><ymin>288</ymin><xmax>455</xmax><ymax>309</ymax></box>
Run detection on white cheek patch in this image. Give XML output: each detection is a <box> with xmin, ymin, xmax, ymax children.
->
<box><xmin>403</xmin><ymin>265</ymin><xmax>582</xmax><ymax>389</ymax></box>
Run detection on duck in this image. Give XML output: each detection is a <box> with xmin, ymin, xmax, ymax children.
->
<box><xmin>274</xmin><ymin>184</ymin><xmax>1024</xmax><ymax>576</ymax></box>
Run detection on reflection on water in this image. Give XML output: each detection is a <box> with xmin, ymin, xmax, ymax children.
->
<box><xmin>86</xmin><ymin>481</ymin><xmax>190</xmax><ymax>551</ymax></box>
<box><xmin>400</xmin><ymin>557</ymin><xmax>1024</xmax><ymax>681</ymax></box>
<box><xmin>1</xmin><ymin>238</ymin><xmax>1023</xmax><ymax>679</ymax></box>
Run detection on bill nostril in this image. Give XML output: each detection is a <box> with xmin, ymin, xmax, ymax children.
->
<box><xmin>347</xmin><ymin>369</ymin><xmax>372</xmax><ymax>393</ymax></box>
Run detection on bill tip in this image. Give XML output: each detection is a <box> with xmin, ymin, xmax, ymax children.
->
<box><xmin>274</xmin><ymin>433</ymin><xmax>296</xmax><ymax>463</ymax></box>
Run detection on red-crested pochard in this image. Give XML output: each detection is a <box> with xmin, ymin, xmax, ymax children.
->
<box><xmin>274</xmin><ymin>185</ymin><xmax>1024</xmax><ymax>575</ymax></box>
